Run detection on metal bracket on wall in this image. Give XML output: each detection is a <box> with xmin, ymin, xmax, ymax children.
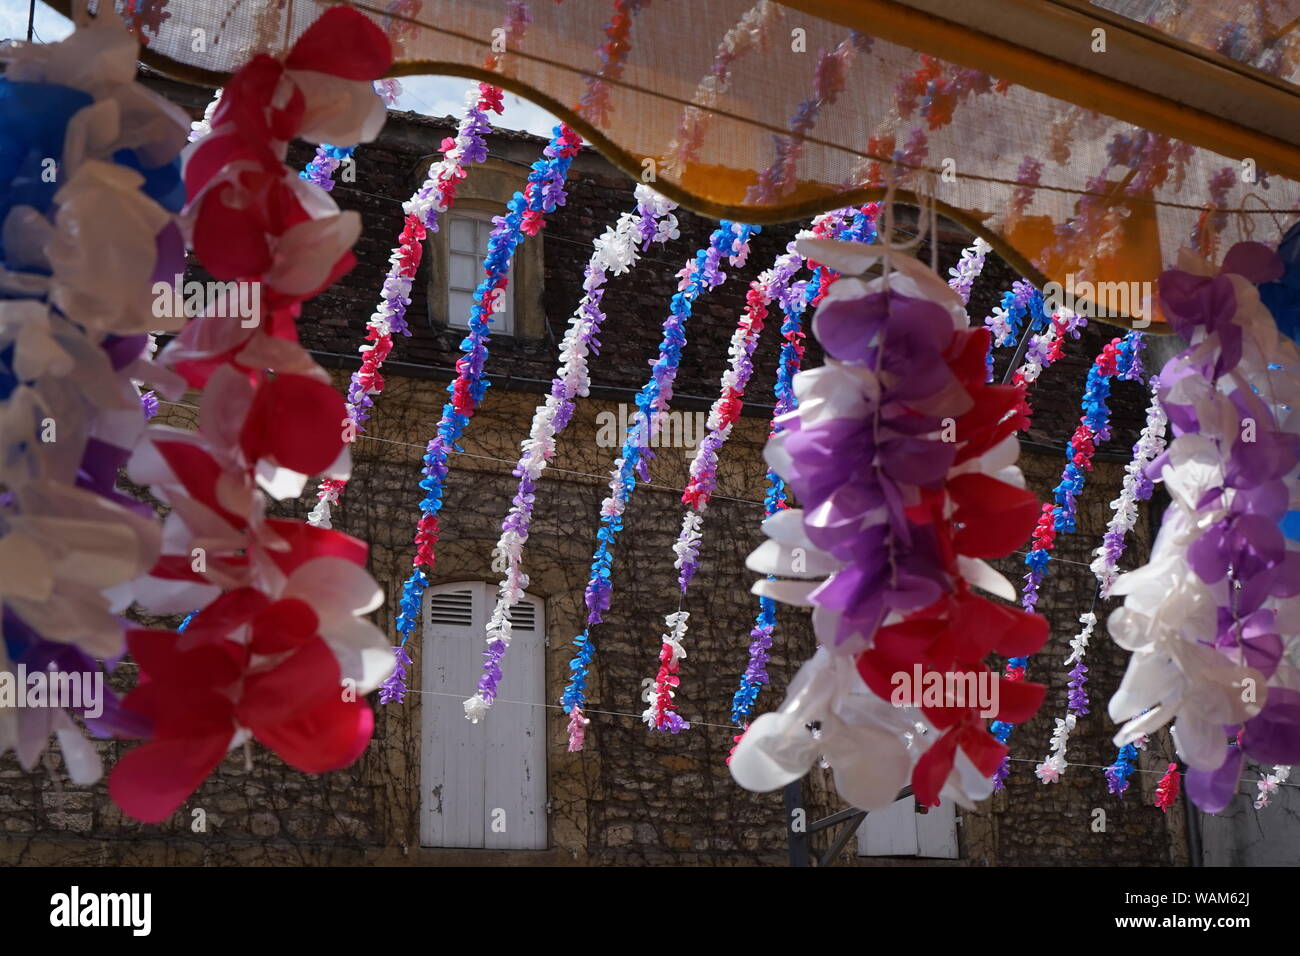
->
<box><xmin>784</xmin><ymin>779</ymin><xmax>915</xmax><ymax>867</ymax></box>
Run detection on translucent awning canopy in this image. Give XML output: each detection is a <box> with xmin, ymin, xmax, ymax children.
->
<box><xmin>49</xmin><ymin>0</ymin><xmax>1300</xmax><ymax>330</ymax></box>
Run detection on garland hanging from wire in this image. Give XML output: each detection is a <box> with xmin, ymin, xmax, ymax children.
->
<box><xmin>732</xmin><ymin>234</ymin><xmax>1048</xmax><ymax>810</ymax></box>
<box><xmin>992</xmin><ymin>331</ymin><xmax>1144</xmax><ymax>788</ymax></box>
<box><xmin>982</xmin><ymin>279</ymin><xmax>1051</xmax><ymax>379</ymax></box>
<box><xmin>461</xmin><ymin>185</ymin><xmax>680</xmax><ymax>722</ymax></box>
<box><xmin>730</xmin><ymin>205</ymin><xmax>879</xmax><ymax>727</ymax></box>
<box><xmin>0</xmin><ymin>8</ymin><xmax>190</xmax><ymax>787</ymax></box>
<box><xmin>307</xmin><ymin>82</ymin><xmax>502</xmax><ymax>528</ymax></box>
<box><xmin>747</xmin><ymin>31</ymin><xmax>871</xmax><ymax>204</ymax></box>
<box><xmin>382</xmin><ymin>123</ymin><xmax>585</xmax><ymax>704</ymax></box>
<box><xmin>1106</xmin><ymin>242</ymin><xmax>1300</xmax><ymax>814</ymax></box>
<box><xmin>111</xmin><ymin>7</ymin><xmax>396</xmax><ymax>822</ymax></box>
<box><xmin>560</xmin><ymin>222</ymin><xmax>761</xmax><ymax>750</ymax></box>
<box><xmin>643</xmin><ymin>245</ymin><xmax>805</xmax><ymax>733</ymax></box>
<box><xmin>1091</xmin><ymin>377</ymin><xmax>1168</xmax><ymax>596</ymax></box>
<box><xmin>308</xmin><ymin>1</ymin><xmax>534</xmax><ymax>528</ymax></box>
<box><xmin>1034</xmin><ymin>608</ymin><xmax>1096</xmax><ymax>783</ymax></box>
<box><xmin>947</xmin><ymin>237</ymin><xmax>991</xmax><ymax>306</ymax></box>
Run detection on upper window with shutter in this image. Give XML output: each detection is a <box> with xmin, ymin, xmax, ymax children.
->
<box><xmin>420</xmin><ymin>581</ymin><xmax>546</xmax><ymax>850</ymax></box>
<box><xmin>446</xmin><ymin>211</ymin><xmax>514</xmax><ymax>335</ymax></box>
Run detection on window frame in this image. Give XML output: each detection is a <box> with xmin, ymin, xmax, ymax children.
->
<box><xmin>445</xmin><ymin>210</ymin><xmax>515</xmax><ymax>336</ymax></box>
<box><xmin>423</xmin><ymin>158</ymin><xmax>545</xmax><ymax>341</ymax></box>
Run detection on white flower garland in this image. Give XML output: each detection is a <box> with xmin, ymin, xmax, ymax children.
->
<box><xmin>1090</xmin><ymin>378</ymin><xmax>1168</xmax><ymax>597</ymax></box>
<box><xmin>945</xmin><ymin>237</ymin><xmax>991</xmax><ymax>305</ymax></box>
<box><xmin>673</xmin><ymin>510</ymin><xmax>704</xmax><ymax>578</ymax></box>
<box><xmin>1255</xmin><ymin>765</ymin><xmax>1292</xmax><ymax>809</ymax></box>
<box><xmin>189</xmin><ymin>89</ymin><xmax>222</xmax><ymax>142</ymax></box>
<box><xmin>1035</xmin><ymin>611</ymin><xmax>1097</xmax><ymax>783</ymax></box>
<box><xmin>462</xmin><ymin>186</ymin><xmax>679</xmax><ymax>722</ymax></box>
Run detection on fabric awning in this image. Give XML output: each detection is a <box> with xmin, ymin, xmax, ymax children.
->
<box><xmin>52</xmin><ymin>0</ymin><xmax>1300</xmax><ymax>330</ymax></box>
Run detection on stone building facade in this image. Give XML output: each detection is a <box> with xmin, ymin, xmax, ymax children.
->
<box><xmin>0</xmin><ymin>76</ymin><xmax>1192</xmax><ymax>866</ymax></box>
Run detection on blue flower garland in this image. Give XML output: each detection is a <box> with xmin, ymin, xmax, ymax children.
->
<box><xmin>730</xmin><ymin>205</ymin><xmax>879</xmax><ymax>725</ymax></box>
<box><xmin>382</xmin><ymin>125</ymin><xmax>583</xmax><ymax>704</ymax></box>
<box><xmin>993</xmin><ymin>330</ymin><xmax>1144</xmax><ymax>787</ymax></box>
<box><xmin>1105</xmin><ymin>741</ymin><xmax>1142</xmax><ymax>796</ymax></box>
<box><xmin>299</xmin><ymin>144</ymin><xmax>354</xmax><ymax>191</ymax></box>
<box><xmin>984</xmin><ymin>281</ymin><xmax>1050</xmax><ymax>379</ymax></box>
<box><xmin>560</xmin><ymin>222</ymin><xmax>760</xmax><ymax>743</ymax></box>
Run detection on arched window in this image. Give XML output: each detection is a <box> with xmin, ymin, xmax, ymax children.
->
<box><xmin>419</xmin><ymin>581</ymin><xmax>547</xmax><ymax>849</ymax></box>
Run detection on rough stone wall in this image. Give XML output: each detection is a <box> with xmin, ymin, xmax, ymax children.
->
<box><xmin>0</xmin><ymin>84</ymin><xmax>1183</xmax><ymax>866</ymax></box>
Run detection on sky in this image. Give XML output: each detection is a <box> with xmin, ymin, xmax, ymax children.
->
<box><xmin>0</xmin><ymin>5</ymin><xmax>561</xmax><ymax>138</ymax></box>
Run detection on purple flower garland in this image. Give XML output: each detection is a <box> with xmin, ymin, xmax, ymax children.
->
<box><xmin>461</xmin><ymin>187</ymin><xmax>680</xmax><ymax>722</ymax></box>
<box><xmin>730</xmin><ymin>204</ymin><xmax>879</xmax><ymax>726</ymax></box>
<box><xmin>1107</xmin><ymin>243</ymin><xmax>1300</xmax><ymax>811</ymax></box>
<box><xmin>560</xmin><ymin>222</ymin><xmax>760</xmax><ymax>748</ymax></box>
<box><xmin>381</xmin><ymin>124</ymin><xmax>584</xmax><ymax>705</ymax></box>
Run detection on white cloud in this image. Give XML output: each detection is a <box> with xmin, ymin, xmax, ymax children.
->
<box><xmin>394</xmin><ymin>75</ymin><xmax>561</xmax><ymax>138</ymax></box>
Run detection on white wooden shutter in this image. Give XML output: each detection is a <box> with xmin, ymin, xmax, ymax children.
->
<box><xmin>420</xmin><ymin>582</ymin><xmax>547</xmax><ymax>849</ymax></box>
<box><xmin>857</xmin><ymin>796</ymin><xmax>959</xmax><ymax>859</ymax></box>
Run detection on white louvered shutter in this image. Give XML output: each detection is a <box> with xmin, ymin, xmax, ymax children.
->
<box><xmin>420</xmin><ymin>582</ymin><xmax>546</xmax><ymax>849</ymax></box>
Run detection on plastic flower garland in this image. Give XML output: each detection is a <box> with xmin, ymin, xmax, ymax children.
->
<box><xmin>307</xmin><ymin>82</ymin><xmax>502</xmax><ymax>529</ymax></box>
<box><xmin>461</xmin><ymin>185</ymin><xmax>680</xmax><ymax>722</ymax></box>
<box><xmin>947</xmin><ymin>237</ymin><xmax>991</xmax><ymax>306</ymax></box>
<box><xmin>112</xmin><ymin>7</ymin><xmax>396</xmax><ymax>822</ymax></box>
<box><xmin>1091</xmin><ymin>378</ymin><xmax>1168</xmax><ymax>597</ymax></box>
<box><xmin>643</xmin><ymin>245</ymin><xmax>804</xmax><ymax>732</ymax></box>
<box><xmin>560</xmin><ymin>222</ymin><xmax>760</xmax><ymax>749</ymax></box>
<box><xmin>663</xmin><ymin>0</ymin><xmax>782</xmax><ymax>177</ymax></box>
<box><xmin>730</xmin><ymin>205</ymin><xmax>879</xmax><ymax>726</ymax></box>
<box><xmin>1154</xmin><ymin>762</ymin><xmax>1181</xmax><ymax>812</ymax></box>
<box><xmin>308</xmin><ymin>2</ymin><xmax>533</xmax><ymax>528</ymax></box>
<box><xmin>747</xmin><ymin>32</ymin><xmax>872</xmax><ymax>203</ymax></box>
<box><xmin>731</xmin><ymin>238</ymin><xmax>1049</xmax><ymax>810</ymax></box>
<box><xmin>0</xmin><ymin>9</ymin><xmax>189</xmax><ymax>783</ymax></box>
<box><xmin>189</xmin><ymin>89</ymin><xmax>222</xmax><ymax>142</ymax></box>
<box><xmin>1034</xmin><ymin>610</ymin><xmax>1096</xmax><ymax>783</ymax></box>
<box><xmin>1105</xmin><ymin>736</ymin><xmax>1147</xmax><ymax>796</ymax></box>
<box><xmin>1020</xmin><ymin>333</ymin><xmax>1144</xmax><ymax>614</ymax></box>
<box><xmin>1011</xmin><ymin>310</ymin><xmax>1087</xmax><ymax>397</ymax></box>
<box><xmin>578</xmin><ymin>0</ymin><xmax>652</xmax><ymax>126</ymax></box>
<box><xmin>384</xmin><ymin>123</ymin><xmax>585</xmax><ymax>704</ymax></box>
<box><xmin>1107</xmin><ymin>242</ymin><xmax>1300</xmax><ymax>815</ymax></box>
<box><xmin>982</xmin><ymin>279</ymin><xmax>1050</xmax><ymax>379</ymax></box>
<box><xmin>1255</xmin><ymin>764</ymin><xmax>1291</xmax><ymax>809</ymax></box>
<box><xmin>299</xmin><ymin>144</ymin><xmax>354</xmax><ymax>191</ymax></box>
<box><xmin>992</xmin><ymin>331</ymin><xmax>1142</xmax><ymax>787</ymax></box>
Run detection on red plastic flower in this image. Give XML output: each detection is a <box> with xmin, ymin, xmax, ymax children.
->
<box><xmin>110</xmin><ymin>594</ymin><xmax>374</xmax><ymax>822</ymax></box>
